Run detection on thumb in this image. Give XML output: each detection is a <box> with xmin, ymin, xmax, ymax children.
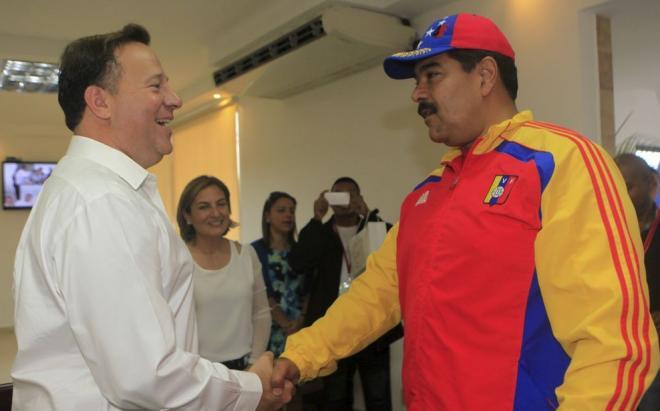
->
<box><xmin>272</xmin><ymin>358</ymin><xmax>300</xmax><ymax>388</ymax></box>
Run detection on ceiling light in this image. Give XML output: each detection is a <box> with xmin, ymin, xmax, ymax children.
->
<box><xmin>213</xmin><ymin>93</ymin><xmax>222</xmax><ymax>100</ymax></box>
<box><xmin>0</xmin><ymin>59</ymin><xmax>60</xmax><ymax>93</ymax></box>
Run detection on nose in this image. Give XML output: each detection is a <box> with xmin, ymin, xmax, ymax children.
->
<box><xmin>164</xmin><ymin>84</ymin><xmax>183</xmax><ymax>110</ymax></box>
<box><xmin>411</xmin><ymin>81</ymin><xmax>428</xmax><ymax>103</ymax></box>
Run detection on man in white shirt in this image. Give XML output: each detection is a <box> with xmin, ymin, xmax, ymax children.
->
<box><xmin>11</xmin><ymin>24</ymin><xmax>292</xmax><ymax>410</ymax></box>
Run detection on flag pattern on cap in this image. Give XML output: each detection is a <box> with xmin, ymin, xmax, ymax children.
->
<box><xmin>383</xmin><ymin>13</ymin><xmax>515</xmax><ymax>79</ymax></box>
<box><xmin>431</xmin><ymin>19</ymin><xmax>449</xmax><ymax>38</ymax></box>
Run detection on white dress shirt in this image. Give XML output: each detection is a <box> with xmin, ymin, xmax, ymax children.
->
<box><xmin>193</xmin><ymin>242</ymin><xmax>271</xmax><ymax>365</ymax></box>
<box><xmin>12</xmin><ymin>136</ymin><xmax>261</xmax><ymax>410</ymax></box>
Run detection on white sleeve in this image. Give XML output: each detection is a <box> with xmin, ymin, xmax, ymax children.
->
<box><xmin>247</xmin><ymin>245</ymin><xmax>272</xmax><ymax>364</ymax></box>
<box><xmin>53</xmin><ymin>194</ymin><xmax>262</xmax><ymax>410</ymax></box>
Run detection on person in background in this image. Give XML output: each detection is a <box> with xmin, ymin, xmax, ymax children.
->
<box><xmin>251</xmin><ymin>192</ymin><xmax>307</xmax><ymax>357</ymax></box>
<box><xmin>252</xmin><ymin>191</ymin><xmax>308</xmax><ymax>411</ymax></box>
<box><xmin>273</xmin><ymin>13</ymin><xmax>659</xmax><ymax>410</ymax></box>
<box><xmin>615</xmin><ymin>153</ymin><xmax>660</xmax><ymax>411</ymax></box>
<box><xmin>11</xmin><ymin>163</ymin><xmax>31</xmax><ymax>201</ymax></box>
<box><xmin>290</xmin><ymin>177</ymin><xmax>402</xmax><ymax>411</ymax></box>
<box><xmin>12</xmin><ymin>23</ymin><xmax>291</xmax><ymax>410</ymax></box>
<box><xmin>177</xmin><ymin>175</ymin><xmax>271</xmax><ymax>371</ymax></box>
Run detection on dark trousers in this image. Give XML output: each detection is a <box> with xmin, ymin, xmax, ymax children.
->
<box><xmin>639</xmin><ymin>370</ymin><xmax>660</xmax><ymax>410</ymax></box>
<box><xmin>320</xmin><ymin>343</ymin><xmax>392</xmax><ymax>411</ymax></box>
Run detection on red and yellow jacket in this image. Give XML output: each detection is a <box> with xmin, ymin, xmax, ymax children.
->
<box><xmin>282</xmin><ymin>111</ymin><xmax>659</xmax><ymax>410</ymax></box>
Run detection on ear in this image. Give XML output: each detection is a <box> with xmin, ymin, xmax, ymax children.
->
<box><xmin>476</xmin><ymin>56</ymin><xmax>498</xmax><ymax>97</ymax></box>
<box><xmin>83</xmin><ymin>85</ymin><xmax>112</xmax><ymax>120</ymax></box>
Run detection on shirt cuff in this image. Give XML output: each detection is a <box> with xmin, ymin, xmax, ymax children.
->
<box><xmin>230</xmin><ymin>370</ymin><xmax>262</xmax><ymax>410</ymax></box>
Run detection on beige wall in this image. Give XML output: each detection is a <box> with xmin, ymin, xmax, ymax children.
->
<box><xmin>0</xmin><ymin>134</ymin><xmax>69</xmax><ymax>327</ymax></box>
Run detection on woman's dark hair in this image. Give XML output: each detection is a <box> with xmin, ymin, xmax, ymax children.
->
<box><xmin>58</xmin><ymin>23</ymin><xmax>150</xmax><ymax>131</ymax></box>
<box><xmin>177</xmin><ymin>175</ymin><xmax>236</xmax><ymax>243</ymax></box>
<box><xmin>261</xmin><ymin>191</ymin><xmax>297</xmax><ymax>249</ymax></box>
<box><xmin>447</xmin><ymin>49</ymin><xmax>518</xmax><ymax>101</ymax></box>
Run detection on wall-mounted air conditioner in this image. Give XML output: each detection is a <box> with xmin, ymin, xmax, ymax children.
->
<box><xmin>212</xmin><ymin>5</ymin><xmax>416</xmax><ymax>99</ymax></box>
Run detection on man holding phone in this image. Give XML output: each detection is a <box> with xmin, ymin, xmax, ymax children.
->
<box><xmin>290</xmin><ymin>177</ymin><xmax>402</xmax><ymax>411</ymax></box>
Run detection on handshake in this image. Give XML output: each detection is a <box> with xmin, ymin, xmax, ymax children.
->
<box><xmin>249</xmin><ymin>352</ymin><xmax>301</xmax><ymax>411</ymax></box>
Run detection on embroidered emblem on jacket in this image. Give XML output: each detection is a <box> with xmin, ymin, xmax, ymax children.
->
<box><xmin>483</xmin><ymin>175</ymin><xmax>518</xmax><ymax>205</ymax></box>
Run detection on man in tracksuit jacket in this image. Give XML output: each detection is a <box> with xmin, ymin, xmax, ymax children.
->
<box><xmin>273</xmin><ymin>13</ymin><xmax>659</xmax><ymax>410</ymax></box>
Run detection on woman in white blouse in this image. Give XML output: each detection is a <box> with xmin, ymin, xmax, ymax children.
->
<box><xmin>177</xmin><ymin>175</ymin><xmax>271</xmax><ymax>370</ymax></box>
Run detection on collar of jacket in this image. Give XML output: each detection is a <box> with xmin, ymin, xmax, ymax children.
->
<box><xmin>438</xmin><ymin>110</ymin><xmax>534</xmax><ymax>167</ymax></box>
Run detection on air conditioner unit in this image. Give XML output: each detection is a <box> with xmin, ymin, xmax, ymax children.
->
<box><xmin>212</xmin><ymin>5</ymin><xmax>416</xmax><ymax>99</ymax></box>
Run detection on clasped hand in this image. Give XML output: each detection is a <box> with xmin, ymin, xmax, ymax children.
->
<box><xmin>249</xmin><ymin>352</ymin><xmax>295</xmax><ymax>411</ymax></box>
<box><xmin>270</xmin><ymin>358</ymin><xmax>301</xmax><ymax>403</ymax></box>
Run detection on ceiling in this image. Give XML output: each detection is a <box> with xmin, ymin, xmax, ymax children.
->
<box><xmin>0</xmin><ymin>0</ymin><xmax>443</xmax><ymax>139</ymax></box>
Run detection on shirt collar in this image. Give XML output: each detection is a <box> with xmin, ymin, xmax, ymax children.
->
<box><xmin>440</xmin><ymin>110</ymin><xmax>534</xmax><ymax>164</ymax></box>
<box><xmin>66</xmin><ymin>135</ymin><xmax>149</xmax><ymax>190</ymax></box>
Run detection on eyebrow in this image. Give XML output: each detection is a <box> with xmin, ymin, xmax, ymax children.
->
<box><xmin>145</xmin><ymin>73</ymin><xmax>165</xmax><ymax>83</ymax></box>
<box><xmin>195</xmin><ymin>198</ymin><xmax>226</xmax><ymax>205</ymax></box>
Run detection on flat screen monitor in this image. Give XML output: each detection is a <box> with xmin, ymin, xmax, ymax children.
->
<box><xmin>2</xmin><ymin>161</ymin><xmax>57</xmax><ymax>210</ymax></box>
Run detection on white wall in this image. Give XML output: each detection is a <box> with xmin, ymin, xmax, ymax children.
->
<box><xmin>609</xmin><ymin>0</ymin><xmax>660</xmax><ymax>147</ymax></box>
<box><xmin>236</xmin><ymin>64</ymin><xmax>440</xmax><ymax>243</ymax></box>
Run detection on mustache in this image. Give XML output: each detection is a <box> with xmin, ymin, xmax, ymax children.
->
<box><xmin>417</xmin><ymin>102</ymin><xmax>438</xmax><ymax>118</ymax></box>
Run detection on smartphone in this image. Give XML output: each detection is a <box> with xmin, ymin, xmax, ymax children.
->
<box><xmin>324</xmin><ymin>191</ymin><xmax>350</xmax><ymax>206</ymax></box>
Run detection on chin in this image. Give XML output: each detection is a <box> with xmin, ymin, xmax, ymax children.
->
<box><xmin>201</xmin><ymin>228</ymin><xmax>226</xmax><ymax>237</ymax></box>
<box><xmin>428</xmin><ymin>131</ymin><xmax>449</xmax><ymax>145</ymax></box>
<box><xmin>159</xmin><ymin>140</ymin><xmax>174</xmax><ymax>155</ymax></box>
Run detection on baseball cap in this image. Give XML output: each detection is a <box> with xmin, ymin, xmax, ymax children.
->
<box><xmin>383</xmin><ymin>13</ymin><xmax>515</xmax><ymax>79</ymax></box>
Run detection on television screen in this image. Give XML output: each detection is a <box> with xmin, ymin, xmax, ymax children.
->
<box><xmin>2</xmin><ymin>161</ymin><xmax>57</xmax><ymax>209</ymax></box>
